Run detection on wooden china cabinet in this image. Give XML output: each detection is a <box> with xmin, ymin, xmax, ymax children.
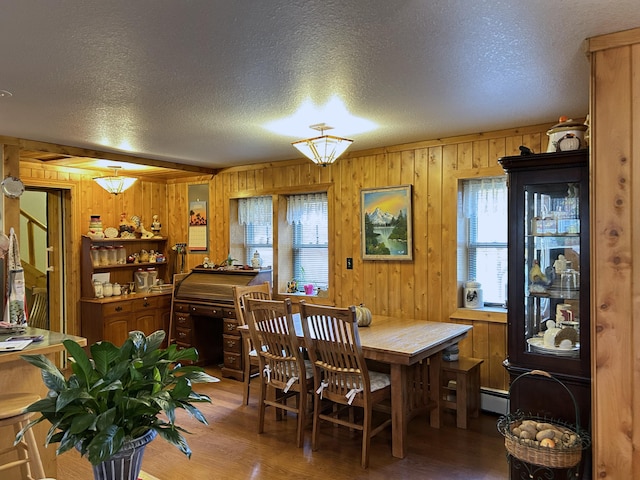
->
<box><xmin>79</xmin><ymin>235</ymin><xmax>172</xmax><ymax>347</ymax></box>
<box><xmin>499</xmin><ymin>149</ymin><xmax>591</xmax><ymax>479</ymax></box>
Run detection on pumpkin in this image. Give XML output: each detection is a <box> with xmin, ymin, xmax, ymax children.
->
<box><xmin>355</xmin><ymin>304</ymin><xmax>372</xmax><ymax>327</ymax></box>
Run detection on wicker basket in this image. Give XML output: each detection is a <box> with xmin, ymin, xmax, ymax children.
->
<box><xmin>497</xmin><ymin>370</ymin><xmax>591</xmax><ymax>469</ymax></box>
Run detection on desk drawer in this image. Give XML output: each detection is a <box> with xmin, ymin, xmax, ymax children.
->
<box><xmin>175</xmin><ymin>327</ymin><xmax>192</xmax><ymax>344</ymax></box>
<box><xmin>223</xmin><ymin>334</ymin><xmax>241</xmax><ymax>353</ymax></box>
<box><xmin>224</xmin><ymin>352</ymin><xmax>242</xmax><ymax>370</ymax></box>
<box><xmin>174</xmin><ymin>302</ymin><xmax>190</xmax><ymax>313</ymax></box>
<box><xmin>175</xmin><ymin>313</ymin><xmax>192</xmax><ymax>328</ymax></box>
<box><xmin>190</xmin><ymin>304</ymin><xmax>223</xmax><ymax>317</ymax></box>
<box><xmin>223</xmin><ymin>320</ymin><xmax>239</xmax><ymax>334</ymax></box>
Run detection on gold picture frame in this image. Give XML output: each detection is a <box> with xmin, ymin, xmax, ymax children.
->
<box><xmin>361</xmin><ymin>185</ymin><xmax>413</xmax><ymax>260</ymax></box>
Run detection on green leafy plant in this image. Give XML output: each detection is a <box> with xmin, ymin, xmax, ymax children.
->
<box><xmin>17</xmin><ymin>330</ymin><xmax>218</xmax><ymax>465</ymax></box>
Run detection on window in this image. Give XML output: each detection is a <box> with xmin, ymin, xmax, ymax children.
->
<box><xmin>238</xmin><ymin>196</ymin><xmax>273</xmax><ymax>267</ymax></box>
<box><xmin>458</xmin><ymin>177</ymin><xmax>508</xmax><ymax>306</ymax></box>
<box><xmin>286</xmin><ymin>193</ymin><xmax>329</xmax><ymax>290</ymax></box>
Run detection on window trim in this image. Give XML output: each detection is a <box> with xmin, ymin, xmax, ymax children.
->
<box><xmin>228</xmin><ymin>184</ymin><xmax>334</xmax><ymax>299</ymax></box>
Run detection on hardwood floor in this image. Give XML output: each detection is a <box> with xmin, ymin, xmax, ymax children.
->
<box><xmin>57</xmin><ymin>366</ymin><xmax>509</xmax><ymax>479</ymax></box>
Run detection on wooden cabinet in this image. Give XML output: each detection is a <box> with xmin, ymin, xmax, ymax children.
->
<box><xmin>499</xmin><ymin>149</ymin><xmax>591</xmax><ymax>479</ymax></box>
<box><xmin>81</xmin><ymin>293</ymin><xmax>172</xmax><ymax>347</ymax></box>
<box><xmin>80</xmin><ymin>235</ymin><xmax>173</xmax><ymax>346</ymax></box>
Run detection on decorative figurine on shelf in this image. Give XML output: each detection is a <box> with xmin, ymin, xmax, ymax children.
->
<box><xmin>87</xmin><ymin>215</ymin><xmax>105</xmax><ymax>239</ymax></box>
<box><xmin>529</xmin><ymin>259</ymin><xmax>547</xmax><ymax>284</ymax></box>
<box><xmin>554</xmin><ymin>254</ymin><xmax>568</xmax><ymax>274</ymax></box>
<box><xmin>151</xmin><ymin>215</ymin><xmax>162</xmax><ymax>237</ymax></box>
<box><xmin>131</xmin><ymin>215</ymin><xmax>154</xmax><ymax>239</ymax></box>
<box><xmin>119</xmin><ymin>213</ymin><xmax>136</xmax><ymax>238</ymax></box>
<box><xmin>251</xmin><ymin>250</ymin><xmax>262</xmax><ymax>269</ymax></box>
<box><xmin>287</xmin><ymin>279</ymin><xmax>297</xmax><ymax>293</ymax></box>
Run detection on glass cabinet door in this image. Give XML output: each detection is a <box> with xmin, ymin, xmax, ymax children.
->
<box><xmin>500</xmin><ymin>149</ymin><xmax>590</xmax><ymax>378</ymax></box>
<box><xmin>524</xmin><ymin>181</ymin><xmax>581</xmax><ymax>360</ymax></box>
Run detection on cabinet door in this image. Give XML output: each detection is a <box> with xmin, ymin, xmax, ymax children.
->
<box><xmin>104</xmin><ymin>316</ymin><xmax>130</xmax><ymax>345</ymax></box>
<box><xmin>506</xmin><ymin>157</ymin><xmax>590</xmax><ymax>378</ymax></box>
<box><xmin>131</xmin><ymin>297</ymin><xmax>159</xmax><ymax>335</ymax></box>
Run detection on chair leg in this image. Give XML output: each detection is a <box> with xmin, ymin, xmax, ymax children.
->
<box><xmin>361</xmin><ymin>405</ymin><xmax>372</xmax><ymax>468</ymax></box>
<box><xmin>311</xmin><ymin>393</ymin><xmax>321</xmax><ymax>451</ymax></box>
<box><xmin>296</xmin><ymin>389</ymin><xmax>306</xmax><ymax>448</ymax></box>
<box><xmin>242</xmin><ymin>355</ymin><xmax>252</xmax><ymax>405</ymax></box>
<box><xmin>258</xmin><ymin>377</ymin><xmax>267</xmax><ymax>434</ymax></box>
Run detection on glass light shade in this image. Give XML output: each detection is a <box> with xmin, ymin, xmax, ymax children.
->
<box><xmin>94</xmin><ymin>175</ymin><xmax>137</xmax><ymax>195</ymax></box>
<box><xmin>292</xmin><ymin>134</ymin><xmax>353</xmax><ymax>167</ymax></box>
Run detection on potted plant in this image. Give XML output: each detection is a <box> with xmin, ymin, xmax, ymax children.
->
<box><xmin>16</xmin><ymin>330</ymin><xmax>219</xmax><ymax>480</ymax></box>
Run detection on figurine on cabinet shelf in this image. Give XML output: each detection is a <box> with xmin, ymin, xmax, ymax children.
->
<box><xmin>151</xmin><ymin>215</ymin><xmax>162</xmax><ymax>237</ymax></box>
<box><xmin>138</xmin><ymin>223</ymin><xmax>154</xmax><ymax>239</ymax></box>
<box><xmin>119</xmin><ymin>213</ymin><xmax>137</xmax><ymax>238</ymax></box>
<box><xmin>529</xmin><ymin>259</ymin><xmax>547</xmax><ymax>284</ymax></box>
<box><xmin>554</xmin><ymin>254</ymin><xmax>568</xmax><ymax>274</ymax></box>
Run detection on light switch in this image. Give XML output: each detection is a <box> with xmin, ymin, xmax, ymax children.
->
<box><xmin>346</xmin><ymin>257</ymin><xmax>353</xmax><ymax>269</ymax></box>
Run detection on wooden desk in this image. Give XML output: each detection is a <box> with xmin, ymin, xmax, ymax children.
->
<box><xmin>0</xmin><ymin>327</ymin><xmax>87</xmax><ymax>480</ymax></box>
<box><xmin>240</xmin><ymin>315</ymin><xmax>471</xmax><ymax>458</ymax></box>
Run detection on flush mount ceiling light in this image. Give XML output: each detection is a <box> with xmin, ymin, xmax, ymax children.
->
<box><xmin>93</xmin><ymin>166</ymin><xmax>137</xmax><ymax>195</ymax></box>
<box><xmin>291</xmin><ymin>123</ymin><xmax>353</xmax><ymax>167</ymax></box>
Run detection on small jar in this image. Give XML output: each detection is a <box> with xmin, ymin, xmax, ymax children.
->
<box><xmin>106</xmin><ymin>246</ymin><xmax>118</xmax><ymax>265</ymax></box>
<box><xmin>93</xmin><ymin>280</ymin><xmax>104</xmax><ymax>298</ymax></box>
<box><xmin>98</xmin><ymin>247</ymin><xmax>109</xmax><ymax>266</ymax></box>
<box><xmin>90</xmin><ymin>246</ymin><xmax>100</xmax><ymax>267</ymax></box>
<box><xmin>464</xmin><ymin>281</ymin><xmax>483</xmax><ymax>309</ymax></box>
<box><xmin>102</xmin><ymin>282</ymin><xmax>113</xmax><ymax>297</ymax></box>
<box><xmin>116</xmin><ymin>245</ymin><xmax>127</xmax><ymax>264</ymax></box>
<box><xmin>112</xmin><ymin>283</ymin><xmax>122</xmax><ymax>296</ymax></box>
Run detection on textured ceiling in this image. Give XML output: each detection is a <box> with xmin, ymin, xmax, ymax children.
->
<box><xmin>1</xmin><ymin>1</ymin><xmax>639</xmax><ymax>170</ymax></box>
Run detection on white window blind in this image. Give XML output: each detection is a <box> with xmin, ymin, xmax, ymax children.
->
<box><xmin>286</xmin><ymin>193</ymin><xmax>329</xmax><ymax>289</ymax></box>
<box><xmin>461</xmin><ymin>177</ymin><xmax>508</xmax><ymax>305</ymax></box>
<box><xmin>238</xmin><ymin>196</ymin><xmax>273</xmax><ymax>267</ymax></box>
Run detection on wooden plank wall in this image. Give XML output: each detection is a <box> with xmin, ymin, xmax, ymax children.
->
<box><xmin>587</xmin><ymin>26</ymin><xmax>640</xmax><ymax>479</ymax></box>
<box><xmin>15</xmin><ymin>159</ymin><xmax>169</xmax><ymax>339</ymax></box>
<box><xmin>166</xmin><ymin>123</ymin><xmax>553</xmax><ymax>392</ymax></box>
<box><xmin>12</xmin><ymin>122</ymin><xmax>554</xmax><ymax>393</ymax></box>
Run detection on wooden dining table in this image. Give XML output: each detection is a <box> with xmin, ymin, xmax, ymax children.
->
<box><xmin>240</xmin><ymin>313</ymin><xmax>472</xmax><ymax>459</ymax></box>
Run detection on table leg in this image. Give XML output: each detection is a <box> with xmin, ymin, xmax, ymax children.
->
<box><xmin>429</xmin><ymin>352</ymin><xmax>442</xmax><ymax>428</ymax></box>
<box><xmin>390</xmin><ymin>363</ymin><xmax>408</xmax><ymax>458</ymax></box>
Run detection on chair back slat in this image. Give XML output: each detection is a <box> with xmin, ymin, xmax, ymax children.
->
<box><xmin>245</xmin><ymin>297</ymin><xmax>307</xmax><ymax>390</ymax></box>
<box><xmin>299</xmin><ymin>302</ymin><xmax>370</xmax><ymax>401</ymax></box>
<box><xmin>232</xmin><ymin>281</ymin><xmax>272</xmax><ymax>327</ymax></box>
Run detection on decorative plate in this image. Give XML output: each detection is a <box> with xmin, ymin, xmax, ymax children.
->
<box><xmin>1</xmin><ymin>176</ymin><xmax>25</xmax><ymax>198</ymax></box>
<box><xmin>104</xmin><ymin>227</ymin><xmax>119</xmax><ymax>238</ymax></box>
<box><xmin>527</xmin><ymin>337</ymin><xmax>579</xmax><ymax>357</ymax></box>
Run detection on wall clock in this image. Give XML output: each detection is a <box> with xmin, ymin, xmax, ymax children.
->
<box><xmin>1</xmin><ymin>176</ymin><xmax>25</xmax><ymax>198</ymax></box>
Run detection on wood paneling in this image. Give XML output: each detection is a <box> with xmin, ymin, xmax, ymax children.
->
<box><xmin>587</xmin><ymin>26</ymin><xmax>640</xmax><ymax>479</ymax></box>
<box><xmin>165</xmin><ymin>122</ymin><xmax>554</xmax><ymax>393</ymax></box>
<box><xmin>13</xmin><ymin>121</ymin><xmax>553</xmax><ymax>396</ymax></box>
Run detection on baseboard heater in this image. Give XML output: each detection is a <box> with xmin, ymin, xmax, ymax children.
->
<box><xmin>480</xmin><ymin>387</ymin><xmax>509</xmax><ymax>415</ymax></box>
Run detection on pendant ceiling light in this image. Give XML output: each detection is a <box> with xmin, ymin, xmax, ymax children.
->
<box><xmin>291</xmin><ymin>123</ymin><xmax>353</xmax><ymax>167</ymax></box>
<box><xmin>93</xmin><ymin>166</ymin><xmax>137</xmax><ymax>195</ymax></box>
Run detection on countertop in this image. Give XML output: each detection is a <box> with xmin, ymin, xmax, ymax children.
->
<box><xmin>0</xmin><ymin>327</ymin><xmax>87</xmax><ymax>364</ymax></box>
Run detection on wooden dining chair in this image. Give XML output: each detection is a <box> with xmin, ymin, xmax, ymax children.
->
<box><xmin>28</xmin><ymin>287</ymin><xmax>48</xmax><ymax>329</ymax></box>
<box><xmin>244</xmin><ymin>297</ymin><xmax>313</xmax><ymax>448</ymax></box>
<box><xmin>231</xmin><ymin>281</ymin><xmax>272</xmax><ymax>405</ymax></box>
<box><xmin>299</xmin><ymin>301</ymin><xmax>392</xmax><ymax>468</ymax></box>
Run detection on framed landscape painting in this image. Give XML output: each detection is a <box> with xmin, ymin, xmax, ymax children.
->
<box><xmin>361</xmin><ymin>185</ymin><xmax>413</xmax><ymax>260</ymax></box>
